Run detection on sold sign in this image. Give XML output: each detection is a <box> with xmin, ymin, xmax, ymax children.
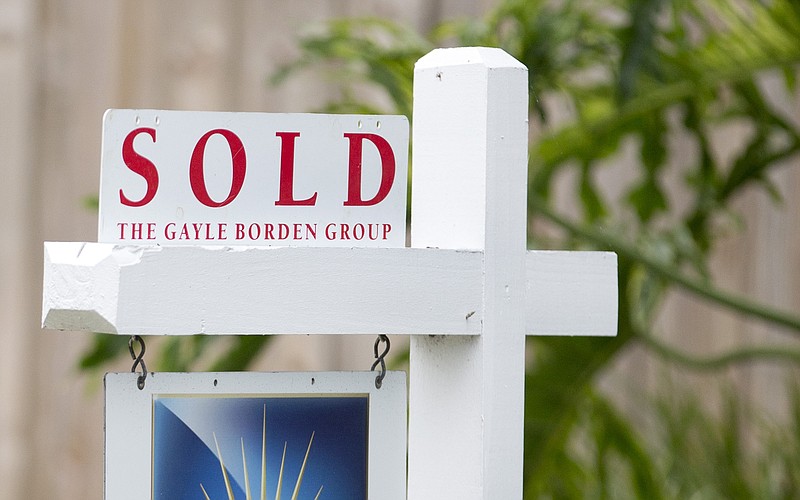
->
<box><xmin>99</xmin><ymin>110</ymin><xmax>409</xmax><ymax>247</ymax></box>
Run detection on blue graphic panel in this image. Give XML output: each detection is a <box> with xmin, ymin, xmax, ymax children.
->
<box><xmin>153</xmin><ymin>396</ymin><xmax>368</xmax><ymax>499</ymax></box>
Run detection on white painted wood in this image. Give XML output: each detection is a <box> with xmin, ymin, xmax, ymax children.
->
<box><xmin>408</xmin><ymin>47</ymin><xmax>529</xmax><ymax>499</ymax></box>
<box><xmin>526</xmin><ymin>250</ymin><xmax>618</xmax><ymax>336</ymax></box>
<box><xmin>42</xmin><ymin>243</ymin><xmax>617</xmax><ymax>337</ymax></box>
<box><xmin>43</xmin><ymin>242</ymin><xmax>484</xmax><ymax>335</ymax></box>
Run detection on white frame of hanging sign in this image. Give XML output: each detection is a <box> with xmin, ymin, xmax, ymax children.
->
<box><xmin>104</xmin><ymin>371</ymin><xmax>407</xmax><ymax>500</ymax></box>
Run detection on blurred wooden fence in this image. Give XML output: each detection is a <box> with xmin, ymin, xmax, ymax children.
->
<box><xmin>1</xmin><ymin>0</ymin><xmax>797</xmax><ymax>498</ymax></box>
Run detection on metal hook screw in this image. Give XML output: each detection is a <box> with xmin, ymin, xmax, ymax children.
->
<box><xmin>128</xmin><ymin>335</ymin><xmax>148</xmax><ymax>390</ymax></box>
<box><xmin>370</xmin><ymin>334</ymin><xmax>390</xmax><ymax>389</ymax></box>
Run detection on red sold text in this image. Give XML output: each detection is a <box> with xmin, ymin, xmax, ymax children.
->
<box><xmin>119</xmin><ymin>128</ymin><xmax>397</xmax><ymax>208</ymax></box>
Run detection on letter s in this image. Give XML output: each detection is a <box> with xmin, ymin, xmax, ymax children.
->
<box><xmin>119</xmin><ymin>128</ymin><xmax>159</xmax><ymax>207</ymax></box>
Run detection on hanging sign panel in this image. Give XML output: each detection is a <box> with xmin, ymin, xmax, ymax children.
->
<box><xmin>105</xmin><ymin>371</ymin><xmax>406</xmax><ymax>500</ymax></box>
<box><xmin>98</xmin><ymin>110</ymin><xmax>409</xmax><ymax>247</ymax></box>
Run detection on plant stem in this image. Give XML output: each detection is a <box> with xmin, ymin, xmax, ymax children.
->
<box><xmin>530</xmin><ymin>196</ymin><xmax>800</xmax><ymax>333</ymax></box>
<box><xmin>639</xmin><ymin>331</ymin><xmax>800</xmax><ymax>370</ymax></box>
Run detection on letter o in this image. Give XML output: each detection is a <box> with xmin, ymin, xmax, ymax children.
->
<box><xmin>189</xmin><ymin>129</ymin><xmax>246</xmax><ymax>207</ymax></box>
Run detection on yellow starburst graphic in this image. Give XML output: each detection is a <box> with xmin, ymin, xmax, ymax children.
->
<box><xmin>200</xmin><ymin>405</ymin><xmax>323</xmax><ymax>500</ymax></box>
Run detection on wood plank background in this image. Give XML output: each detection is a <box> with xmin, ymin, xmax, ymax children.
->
<box><xmin>1</xmin><ymin>0</ymin><xmax>797</xmax><ymax>498</ymax></box>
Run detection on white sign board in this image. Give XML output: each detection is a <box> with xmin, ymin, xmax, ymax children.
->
<box><xmin>105</xmin><ymin>371</ymin><xmax>407</xmax><ymax>500</ymax></box>
<box><xmin>99</xmin><ymin>110</ymin><xmax>409</xmax><ymax>246</ymax></box>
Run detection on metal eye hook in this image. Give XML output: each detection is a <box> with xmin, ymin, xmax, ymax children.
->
<box><xmin>128</xmin><ymin>335</ymin><xmax>148</xmax><ymax>390</ymax></box>
<box><xmin>370</xmin><ymin>334</ymin><xmax>390</xmax><ymax>389</ymax></box>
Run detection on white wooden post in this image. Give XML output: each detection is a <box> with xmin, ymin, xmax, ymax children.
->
<box><xmin>41</xmin><ymin>47</ymin><xmax>618</xmax><ymax>500</ymax></box>
<box><xmin>408</xmin><ymin>47</ymin><xmax>528</xmax><ymax>498</ymax></box>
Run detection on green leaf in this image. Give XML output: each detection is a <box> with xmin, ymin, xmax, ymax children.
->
<box><xmin>783</xmin><ymin>66</ymin><xmax>797</xmax><ymax>93</ymax></box>
<box><xmin>618</xmin><ymin>0</ymin><xmax>667</xmax><ymax>102</ymax></box>
<box><xmin>579</xmin><ymin>163</ymin><xmax>608</xmax><ymax>222</ymax></box>
<box><xmin>82</xmin><ymin>194</ymin><xmax>99</xmax><ymax>211</ymax></box>
<box><xmin>209</xmin><ymin>336</ymin><xmax>272</xmax><ymax>371</ymax></box>
<box><xmin>590</xmin><ymin>395</ymin><xmax>665</xmax><ymax>499</ymax></box>
<box><xmin>78</xmin><ymin>334</ymin><xmax>130</xmax><ymax>370</ymax></box>
<box><xmin>155</xmin><ymin>336</ymin><xmax>213</xmax><ymax>372</ymax></box>
<box><xmin>626</xmin><ymin>176</ymin><xmax>667</xmax><ymax>223</ymax></box>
